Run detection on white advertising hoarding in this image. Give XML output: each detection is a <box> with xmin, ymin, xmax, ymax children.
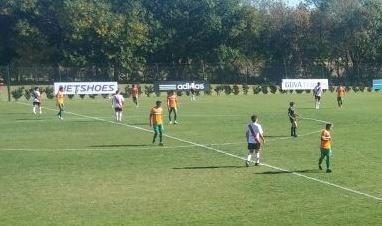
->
<box><xmin>54</xmin><ymin>82</ymin><xmax>118</xmax><ymax>94</ymax></box>
<box><xmin>282</xmin><ymin>79</ymin><xmax>329</xmax><ymax>90</ymax></box>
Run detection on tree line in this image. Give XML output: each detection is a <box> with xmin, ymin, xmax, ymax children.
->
<box><xmin>1</xmin><ymin>0</ymin><xmax>382</xmax><ymax>84</ymax></box>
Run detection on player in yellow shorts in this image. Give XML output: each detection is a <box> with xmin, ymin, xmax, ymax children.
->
<box><xmin>319</xmin><ymin>123</ymin><xmax>332</xmax><ymax>173</ymax></box>
<box><xmin>167</xmin><ymin>91</ymin><xmax>178</xmax><ymax>124</ymax></box>
<box><xmin>336</xmin><ymin>85</ymin><xmax>346</xmax><ymax>108</ymax></box>
<box><xmin>150</xmin><ymin>100</ymin><xmax>164</xmax><ymax>146</ymax></box>
<box><xmin>56</xmin><ymin>86</ymin><xmax>65</xmax><ymax>120</ymax></box>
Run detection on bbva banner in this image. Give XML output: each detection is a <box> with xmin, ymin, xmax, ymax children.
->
<box><xmin>54</xmin><ymin>82</ymin><xmax>118</xmax><ymax>94</ymax></box>
<box><xmin>373</xmin><ymin>79</ymin><xmax>382</xmax><ymax>90</ymax></box>
<box><xmin>282</xmin><ymin>79</ymin><xmax>329</xmax><ymax>90</ymax></box>
<box><xmin>154</xmin><ymin>81</ymin><xmax>210</xmax><ymax>92</ymax></box>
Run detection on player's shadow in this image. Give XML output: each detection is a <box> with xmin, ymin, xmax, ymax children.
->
<box><xmin>0</xmin><ymin>112</ymin><xmax>30</xmax><ymax>115</ymax></box>
<box><xmin>15</xmin><ymin>118</ymin><xmax>48</xmax><ymax>121</ymax></box>
<box><xmin>264</xmin><ymin>135</ymin><xmax>289</xmax><ymax>138</ymax></box>
<box><xmin>173</xmin><ymin>165</ymin><xmax>246</xmax><ymax>170</ymax></box>
<box><xmin>126</xmin><ymin>122</ymin><xmax>149</xmax><ymax>126</ymax></box>
<box><xmin>255</xmin><ymin>169</ymin><xmax>317</xmax><ymax>174</ymax></box>
<box><xmin>89</xmin><ymin>144</ymin><xmax>149</xmax><ymax>148</ymax></box>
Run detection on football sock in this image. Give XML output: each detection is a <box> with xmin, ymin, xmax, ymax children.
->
<box><xmin>291</xmin><ymin>127</ymin><xmax>294</xmax><ymax>136</ymax></box>
<box><xmin>326</xmin><ymin>156</ymin><xmax>330</xmax><ymax>169</ymax></box>
<box><xmin>39</xmin><ymin>107</ymin><xmax>42</xmax><ymax>114</ymax></box>
<box><xmin>174</xmin><ymin>111</ymin><xmax>177</xmax><ymax>121</ymax></box>
<box><xmin>318</xmin><ymin>157</ymin><xmax>324</xmax><ymax>166</ymax></box>
<box><xmin>153</xmin><ymin>132</ymin><xmax>158</xmax><ymax>143</ymax></box>
<box><xmin>115</xmin><ymin>112</ymin><xmax>118</xmax><ymax>121</ymax></box>
<box><xmin>255</xmin><ymin>153</ymin><xmax>260</xmax><ymax>163</ymax></box>
<box><xmin>119</xmin><ymin>112</ymin><xmax>123</xmax><ymax>121</ymax></box>
<box><xmin>33</xmin><ymin>106</ymin><xmax>36</xmax><ymax>114</ymax></box>
<box><xmin>247</xmin><ymin>154</ymin><xmax>252</xmax><ymax>161</ymax></box>
<box><xmin>159</xmin><ymin>132</ymin><xmax>163</xmax><ymax>142</ymax></box>
<box><xmin>293</xmin><ymin>127</ymin><xmax>297</xmax><ymax>136</ymax></box>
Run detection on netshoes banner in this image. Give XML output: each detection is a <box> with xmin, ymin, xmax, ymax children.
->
<box><xmin>154</xmin><ymin>81</ymin><xmax>210</xmax><ymax>92</ymax></box>
<box><xmin>282</xmin><ymin>79</ymin><xmax>329</xmax><ymax>90</ymax></box>
<box><xmin>373</xmin><ymin>79</ymin><xmax>382</xmax><ymax>90</ymax></box>
<box><xmin>54</xmin><ymin>82</ymin><xmax>118</xmax><ymax>94</ymax></box>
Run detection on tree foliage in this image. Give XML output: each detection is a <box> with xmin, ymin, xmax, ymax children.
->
<box><xmin>1</xmin><ymin>0</ymin><xmax>382</xmax><ymax>84</ymax></box>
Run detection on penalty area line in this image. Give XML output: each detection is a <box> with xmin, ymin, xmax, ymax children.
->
<box><xmin>16</xmin><ymin>102</ymin><xmax>382</xmax><ymax>202</ymax></box>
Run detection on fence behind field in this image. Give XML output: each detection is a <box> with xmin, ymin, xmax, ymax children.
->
<box><xmin>2</xmin><ymin>63</ymin><xmax>380</xmax><ymax>86</ymax></box>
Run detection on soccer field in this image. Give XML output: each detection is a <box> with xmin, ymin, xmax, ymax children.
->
<box><xmin>0</xmin><ymin>92</ymin><xmax>381</xmax><ymax>225</ymax></box>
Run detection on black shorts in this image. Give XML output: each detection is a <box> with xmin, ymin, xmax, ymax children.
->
<box><xmin>33</xmin><ymin>102</ymin><xmax>41</xmax><ymax>106</ymax></box>
<box><xmin>337</xmin><ymin>97</ymin><xmax>343</xmax><ymax>101</ymax></box>
<box><xmin>289</xmin><ymin>118</ymin><xmax>296</xmax><ymax>124</ymax></box>
<box><xmin>114</xmin><ymin>107</ymin><xmax>123</xmax><ymax>112</ymax></box>
<box><xmin>132</xmin><ymin>96</ymin><xmax>138</xmax><ymax>101</ymax></box>
<box><xmin>248</xmin><ymin>143</ymin><xmax>260</xmax><ymax>151</ymax></box>
<box><xmin>315</xmin><ymin>96</ymin><xmax>321</xmax><ymax>101</ymax></box>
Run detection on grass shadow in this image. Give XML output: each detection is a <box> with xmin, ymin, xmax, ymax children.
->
<box><xmin>255</xmin><ymin>169</ymin><xmax>318</xmax><ymax>175</ymax></box>
<box><xmin>264</xmin><ymin>135</ymin><xmax>289</xmax><ymax>138</ymax></box>
<box><xmin>173</xmin><ymin>165</ymin><xmax>246</xmax><ymax>170</ymax></box>
<box><xmin>126</xmin><ymin>122</ymin><xmax>149</xmax><ymax>126</ymax></box>
<box><xmin>89</xmin><ymin>144</ymin><xmax>149</xmax><ymax>148</ymax></box>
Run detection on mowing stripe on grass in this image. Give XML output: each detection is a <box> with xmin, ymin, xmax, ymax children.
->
<box><xmin>0</xmin><ymin>131</ymin><xmax>320</xmax><ymax>152</ymax></box>
<box><xmin>16</xmin><ymin>102</ymin><xmax>382</xmax><ymax>202</ymax></box>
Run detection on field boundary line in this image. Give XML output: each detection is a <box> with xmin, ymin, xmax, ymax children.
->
<box><xmin>15</xmin><ymin>102</ymin><xmax>382</xmax><ymax>202</ymax></box>
<box><xmin>300</xmin><ymin>117</ymin><xmax>332</xmax><ymax>124</ymax></box>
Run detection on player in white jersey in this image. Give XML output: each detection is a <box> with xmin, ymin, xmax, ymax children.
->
<box><xmin>245</xmin><ymin>114</ymin><xmax>265</xmax><ymax>167</ymax></box>
<box><xmin>313</xmin><ymin>82</ymin><xmax>323</xmax><ymax>109</ymax></box>
<box><xmin>112</xmin><ymin>90</ymin><xmax>124</xmax><ymax>122</ymax></box>
<box><xmin>31</xmin><ymin>87</ymin><xmax>42</xmax><ymax>116</ymax></box>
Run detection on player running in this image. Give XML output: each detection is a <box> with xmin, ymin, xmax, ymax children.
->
<box><xmin>336</xmin><ymin>85</ymin><xmax>346</xmax><ymax>108</ymax></box>
<box><xmin>112</xmin><ymin>90</ymin><xmax>124</xmax><ymax>122</ymax></box>
<box><xmin>288</xmin><ymin>102</ymin><xmax>299</xmax><ymax>137</ymax></box>
<box><xmin>245</xmin><ymin>114</ymin><xmax>265</xmax><ymax>167</ymax></box>
<box><xmin>167</xmin><ymin>90</ymin><xmax>178</xmax><ymax>124</ymax></box>
<box><xmin>150</xmin><ymin>100</ymin><xmax>164</xmax><ymax>146</ymax></box>
<box><xmin>56</xmin><ymin>86</ymin><xmax>65</xmax><ymax>120</ymax></box>
<box><xmin>313</xmin><ymin>82</ymin><xmax>323</xmax><ymax>109</ymax></box>
<box><xmin>32</xmin><ymin>87</ymin><xmax>42</xmax><ymax>116</ymax></box>
<box><xmin>131</xmin><ymin>84</ymin><xmax>139</xmax><ymax>107</ymax></box>
<box><xmin>319</xmin><ymin>123</ymin><xmax>333</xmax><ymax>173</ymax></box>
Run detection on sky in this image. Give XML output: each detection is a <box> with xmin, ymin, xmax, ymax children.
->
<box><xmin>284</xmin><ymin>0</ymin><xmax>304</xmax><ymax>7</ymax></box>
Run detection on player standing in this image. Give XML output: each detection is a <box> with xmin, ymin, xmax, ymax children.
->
<box><xmin>56</xmin><ymin>86</ymin><xmax>65</xmax><ymax>120</ymax></box>
<box><xmin>32</xmin><ymin>87</ymin><xmax>42</xmax><ymax>116</ymax></box>
<box><xmin>313</xmin><ymin>82</ymin><xmax>323</xmax><ymax>109</ymax></box>
<box><xmin>245</xmin><ymin>115</ymin><xmax>265</xmax><ymax>167</ymax></box>
<box><xmin>319</xmin><ymin>123</ymin><xmax>333</xmax><ymax>173</ymax></box>
<box><xmin>190</xmin><ymin>81</ymin><xmax>196</xmax><ymax>101</ymax></box>
<box><xmin>131</xmin><ymin>84</ymin><xmax>139</xmax><ymax>107</ymax></box>
<box><xmin>167</xmin><ymin>90</ymin><xmax>178</xmax><ymax>124</ymax></box>
<box><xmin>112</xmin><ymin>90</ymin><xmax>124</xmax><ymax>122</ymax></box>
<box><xmin>150</xmin><ymin>100</ymin><xmax>164</xmax><ymax>146</ymax></box>
<box><xmin>288</xmin><ymin>102</ymin><xmax>298</xmax><ymax>137</ymax></box>
<box><xmin>336</xmin><ymin>85</ymin><xmax>346</xmax><ymax>108</ymax></box>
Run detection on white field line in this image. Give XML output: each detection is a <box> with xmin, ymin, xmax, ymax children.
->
<box><xmin>15</xmin><ymin>102</ymin><xmax>382</xmax><ymax>202</ymax></box>
<box><xmin>300</xmin><ymin>117</ymin><xmax>332</xmax><ymax>124</ymax></box>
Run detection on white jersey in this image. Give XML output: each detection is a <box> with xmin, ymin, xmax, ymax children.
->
<box><xmin>246</xmin><ymin>122</ymin><xmax>263</xmax><ymax>144</ymax></box>
<box><xmin>32</xmin><ymin>90</ymin><xmax>41</xmax><ymax>103</ymax></box>
<box><xmin>112</xmin><ymin>94</ymin><xmax>124</xmax><ymax>108</ymax></box>
<box><xmin>313</xmin><ymin>85</ymin><xmax>322</xmax><ymax>97</ymax></box>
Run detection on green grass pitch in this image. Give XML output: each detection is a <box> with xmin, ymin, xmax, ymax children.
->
<box><xmin>0</xmin><ymin>92</ymin><xmax>381</xmax><ymax>225</ymax></box>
